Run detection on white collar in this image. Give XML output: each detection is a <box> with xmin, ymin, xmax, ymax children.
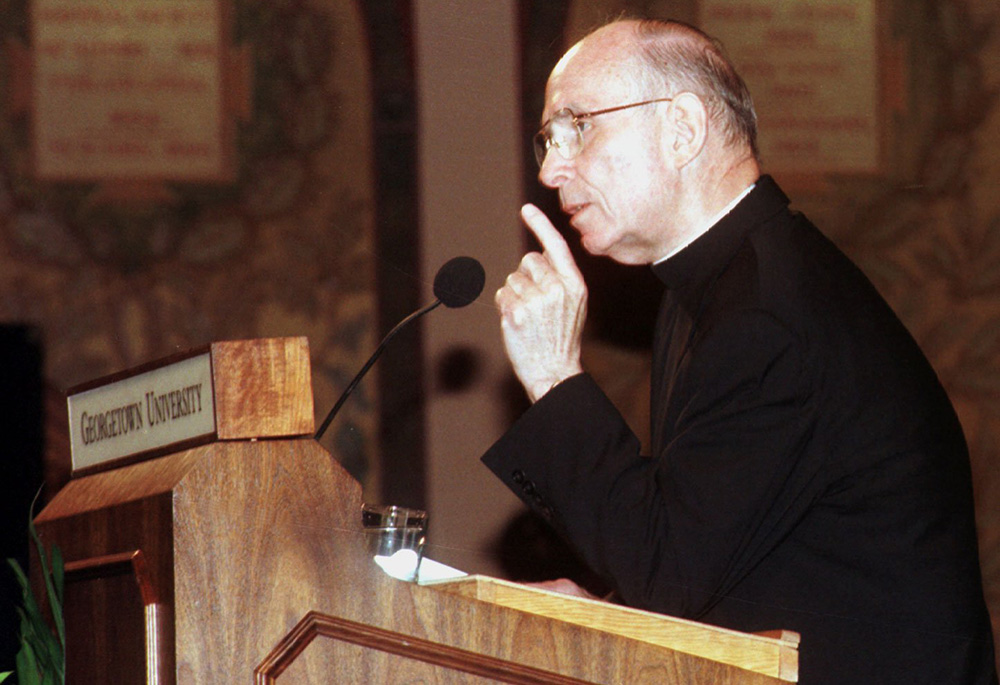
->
<box><xmin>654</xmin><ymin>183</ymin><xmax>755</xmax><ymax>264</ymax></box>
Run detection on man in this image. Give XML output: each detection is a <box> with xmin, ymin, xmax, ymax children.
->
<box><xmin>482</xmin><ymin>18</ymin><xmax>997</xmax><ymax>684</ymax></box>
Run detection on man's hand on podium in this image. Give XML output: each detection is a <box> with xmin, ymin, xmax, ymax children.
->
<box><xmin>524</xmin><ymin>578</ymin><xmax>601</xmax><ymax>600</ymax></box>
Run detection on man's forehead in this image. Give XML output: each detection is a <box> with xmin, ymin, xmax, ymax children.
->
<box><xmin>541</xmin><ymin>24</ymin><xmax>642</xmax><ymax>118</ymax></box>
<box><xmin>542</xmin><ymin>49</ymin><xmax>634</xmax><ymax>119</ymax></box>
<box><xmin>551</xmin><ymin>40</ymin><xmax>585</xmax><ymax>81</ymax></box>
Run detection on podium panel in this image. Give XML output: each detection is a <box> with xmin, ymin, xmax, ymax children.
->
<box><xmin>64</xmin><ymin>555</ymin><xmax>147</xmax><ymax>683</ymax></box>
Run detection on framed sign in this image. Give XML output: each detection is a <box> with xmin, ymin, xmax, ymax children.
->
<box><xmin>702</xmin><ymin>0</ymin><xmax>881</xmax><ymax>175</ymax></box>
<box><xmin>30</xmin><ymin>0</ymin><xmax>234</xmax><ymax>182</ymax></box>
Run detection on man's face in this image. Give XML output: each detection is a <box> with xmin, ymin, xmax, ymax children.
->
<box><xmin>537</xmin><ymin>38</ymin><xmax>678</xmax><ymax>265</ymax></box>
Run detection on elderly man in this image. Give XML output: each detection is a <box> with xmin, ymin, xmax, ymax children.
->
<box><xmin>482</xmin><ymin>18</ymin><xmax>996</xmax><ymax>684</ymax></box>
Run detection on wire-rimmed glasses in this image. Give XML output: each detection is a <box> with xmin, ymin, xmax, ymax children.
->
<box><xmin>532</xmin><ymin>97</ymin><xmax>673</xmax><ymax>167</ymax></box>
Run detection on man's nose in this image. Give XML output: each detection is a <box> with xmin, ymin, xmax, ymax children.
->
<box><xmin>538</xmin><ymin>149</ymin><xmax>573</xmax><ymax>189</ymax></box>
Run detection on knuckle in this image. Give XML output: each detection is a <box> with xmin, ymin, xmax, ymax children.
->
<box><xmin>540</xmin><ymin>279</ymin><xmax>562</xmax><ymax>298</ymax></box>
<box><xmin>521</xmin><ymin>252</ymin><xmax>550</xmax><ymax>277</ymax></box>
<box><xmin>521</xmin><ymin>251</ymin><xmax>544</xmax><ymax>267</ymax></box>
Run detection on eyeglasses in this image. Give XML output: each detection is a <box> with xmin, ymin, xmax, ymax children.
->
<box><xmin>533</xmin><ymin>97</ymin><xmax>673</xmax><ymax>167</ymax></box>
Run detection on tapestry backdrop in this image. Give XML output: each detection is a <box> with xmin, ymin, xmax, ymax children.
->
<box><xmin>0</xmin><ymin>0</ymin><xmax>426</xmax><ymax>502</ymax></box>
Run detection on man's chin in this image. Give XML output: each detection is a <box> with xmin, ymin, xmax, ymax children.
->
<box><xmin>580</xmin><ymin>234</ymin><xmax>644</xmax><ymax>265</ymax></box>
<box><xmin>578</xmin><ymin>230</ymin><xmax>612</xmax><ymax>257</ymax></box>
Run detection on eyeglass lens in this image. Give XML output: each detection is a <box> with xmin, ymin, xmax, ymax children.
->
<box><xmin>533</xmin><ymin>110</ymin><xmax>582</xmax><ymax>167</ymax></box>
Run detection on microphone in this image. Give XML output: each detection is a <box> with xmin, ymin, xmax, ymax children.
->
<box><xmin>433</xmin><ymin>255</ymin><xmax>486</xmax><ymax>308</ymax></box>
<box><xmin>314</xmin><ymin>256</ymin><xmax>485</xmax><ymax>441</ymax></box>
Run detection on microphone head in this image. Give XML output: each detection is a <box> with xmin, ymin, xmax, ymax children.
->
<box><xmin>433</xmin><ymin>256</ymin><xmax>485</xmax><ymax>308</ymax></box>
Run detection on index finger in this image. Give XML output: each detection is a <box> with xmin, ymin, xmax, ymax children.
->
<box><xmin>520</xmin><ymin>203</ymin><xmax>581</xmax><ymax>278</ymax></box>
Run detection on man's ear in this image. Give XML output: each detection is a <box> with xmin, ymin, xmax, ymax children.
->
<box><xmin>666</xmin><ymin>92</ymin><xmax>708</xmax><ymax>168</ymax></box>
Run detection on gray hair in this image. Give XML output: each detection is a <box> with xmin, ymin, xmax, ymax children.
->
<box><xmin>631</xmin><ymin>19</ymin><xmax>759</xmax><ymax>159</ymax></box>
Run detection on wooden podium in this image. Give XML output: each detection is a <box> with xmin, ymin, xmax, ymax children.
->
<box><xmin>35</xmin><ymin>338</ymin><xmax>799</xmax><ymax>683</ymax></box>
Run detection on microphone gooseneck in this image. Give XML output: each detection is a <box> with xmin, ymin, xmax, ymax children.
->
<box><xmin>314</xmin><ymin>256</ymin><xmax>485</xmax><ymax>441</ymax></box>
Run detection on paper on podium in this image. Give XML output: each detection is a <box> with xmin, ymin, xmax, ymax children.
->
<box><xmin>373</xmin><ymin>550</ymin><xmax>467</xmax><ymax>583</ymax></box>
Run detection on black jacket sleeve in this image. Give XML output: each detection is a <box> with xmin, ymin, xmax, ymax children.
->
<box><xmin>482</xmin><ymin>309</ymin><xmax>815</xmax><ymax>619</ymax></box>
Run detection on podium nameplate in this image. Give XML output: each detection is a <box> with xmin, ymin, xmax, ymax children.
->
<box><xmin>67</xmin><ymin>337</ymin><xmax>315</xmax><ymax>475</ymax></box>
<box><xmin>68</xmin><ymin>351</ymin><xmax>216</xmax><ymax>474</ymax></box>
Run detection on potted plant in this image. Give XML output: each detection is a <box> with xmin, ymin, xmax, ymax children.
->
<box><xmin>1</xmin><ymin>494</ymin><xmax>64</xmax><ymax>685</ymax></box>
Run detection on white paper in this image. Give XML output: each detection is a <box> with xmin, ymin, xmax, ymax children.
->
<box><xmin>373</xmin><ymin>550</ymin><xmax>467</xmax><ymax>583</ymax></box>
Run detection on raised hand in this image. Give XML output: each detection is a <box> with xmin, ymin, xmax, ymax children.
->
<box><xmin>495</xmin><ymin>204</ymin><xmax>587</xmax><ymax>402</ymax></box>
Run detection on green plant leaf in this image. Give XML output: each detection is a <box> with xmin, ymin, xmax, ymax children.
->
<box><xmin>28</xmin><ymin>516</ymin><xmax>64</xmax><ymax>655</ymax></box>
<box><xmin>6</xmin><ymin>486</ymin><xmax>66</xmax><ymax>684</ymax></box>
<box><xmin>15</xmin><ymin>601</ymin><xmax>59</xmax><ymax>682</ymax></box>
<box><xmin>44</xmin><ymin>545</ymin><xmax>65</xmax><ymax>652</ymax></box>
<box><xmin>51</xmin><ymin>544</ymin><xmax>65</xmax><ymax>608</ymax></box>
<box><xmin>9</xmin><ymin>559</ymin><xmax>43</xmax><ymax>628</ymax></box>
<box><xmin>15</xmin><ymin>636</ymin><xmax>41</xmax><ymax>685</ymax></box>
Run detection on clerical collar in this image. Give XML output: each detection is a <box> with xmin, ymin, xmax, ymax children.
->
<box><xmin>654</xmin><ymin>183</ymin><xmax>756</xmax><ymax>265</ymax></box>
<box><xmin>649</xmin><ymin>176</ymin><xmax>790</xmax><ymax>292</ymax></box>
